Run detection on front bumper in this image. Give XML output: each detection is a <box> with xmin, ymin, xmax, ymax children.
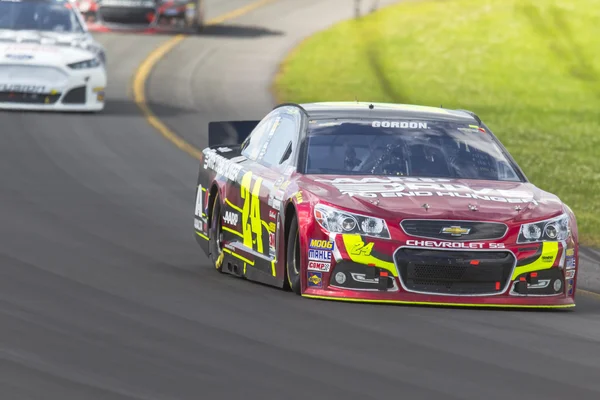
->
<box><xmin>302</xmin><ymin>234</ymin><xmax>577</xmax><ymax>309</ymax></box>
<box><xmin>0</xmin><ymin>65</ymin><xmax>106</xmax><ymax>112</ymax></box>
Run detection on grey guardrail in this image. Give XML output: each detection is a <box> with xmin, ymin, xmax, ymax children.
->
<box><xmin>579</xmin><ymin>247</ymin><xmax>600</xmax><ymax>293</ymax></box>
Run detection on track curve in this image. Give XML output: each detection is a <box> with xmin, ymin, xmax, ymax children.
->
<box><xmin>1</xmin><ymin>0</ymin><xmax>600</xmax><ymax>399</ymax></box>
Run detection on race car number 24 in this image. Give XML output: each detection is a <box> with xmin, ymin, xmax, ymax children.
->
<box><xmin>240</xmin><ymin>171</ymin><xmax>264</xmax><ymax>253</ymax></box>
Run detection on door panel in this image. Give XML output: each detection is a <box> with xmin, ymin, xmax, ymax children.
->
<box><xmin>219</xmin><ymin>106</ymin><xmax>301</xmax><ymax>281</ymax></box>
<box><xmin>221</xmin><ymin>164</ymin><xmax>277</xmax><ymax>276</ymax></box>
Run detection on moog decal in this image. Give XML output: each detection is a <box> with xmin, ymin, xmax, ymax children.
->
<box><xmin>309</xmin><ymin>239</ymin><xmax>334</xmax><ymax>250</ymax></box>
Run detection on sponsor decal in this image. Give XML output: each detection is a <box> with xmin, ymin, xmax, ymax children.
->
<box><xmin>307</xmin><ymin>271</ymin><xmax>323</xmax><ymax>288</ymax></box>
<box><xmin>194</xmin><ymin>185</ymin><xmax>204</xmax><ymax>218</ymax></box>
<box><xmin>268</xmin><ymin>222</ymin><xmax>276</xmax><ymax>233</ymax></box>
<box><xmin>567</xmin><ymin>278</ymin><xmax>574</xmax><ymax>295</ymax></box>
<box><xmin>295</xmin><ymin>191</ymin><xmax>303</xmax><ymax>204</ymax></box>
<box><xmin>565</xmin><ymin>270</ymin><xmax>575</xmax><ymax>279</ymax></box>
<box><xmin>223</xmin><ymin>211</ymin><xmax>239</xmax><ymax>226</ymax></box>
<box><xmin>566</xmin><ymin>255</ymin><xmax>576</xmax><ymax>269</ymax></box>
<box><xmin>406</xmin><ymin>240</ymin><xmax>505</xmax><ymax>249</ymax></box>
<box><xmin>309</xmin><ymin>239</ymin><xmax>334</xmax><ymax>250</ymax></box>
<box><xmin>274</xmin><ymin>176</ymin><xmax>285</xmax><ymax>186</ymax></box>
<box><xmin>217</xmin><ymin>147</ymin><xmax>232</xmax><ymax>153</ymax></box>
<box><xmin>203</xmin><ymin>149</ymin><xmax>244</xmax><ymax>182</ymax></box>
<box><xmin>0</xmin><ymin>83</ymin><xmax>46</xmax><ymax>94</ymax></box>
<box><xmin>349</xmin><ymin>241</ymin><xmax>374</xmax><ymax>256</ymax></box>
<box><xmin>194</xmin><ymin>219</ymin><xmax>204</xmax><ymax>232</ymax></box>
<box><xmin>372</xmin><ymin>121</ymin><xmax>428</xmax><ymax>129</ymax></box>
<box><xmin>93</xmin><ymin>87</ymin><xmax>105</xmax><ymax>101</ymax></box>
<box><xmin>314</xmin><ymin>177</ymin><xmax>537</xmax><ymax>204</ymax></box>
<box><xmin>257</xmin><ymin>117</ymin><xmax>282</xmax><ymax>160</ymax></box>
<box><xmin>272</xmin><ymin>198</ymin><xmax>282</xmax><ymax>211</ymax></box>
<box><xmin>279</xmin><ymin>181</ymin><xmax>291</xmax><ymax>191</ymax></box>
<box><xmin>269</xmin><ymin>210</ymin><xmax>277</xmax><ymax>220</ymax></box>
<box><xmin>269</xmin><ymin>232</ymin><xmax>276</xmax><ymax>258</ymax></box>
<box><xmin>5</xmin><ymin>54</ymin><xmax>33</xmax><ymax>60</ymax></box>
<box><xmin>307</xmin><ymin>261</ymin><xmax>331</xmax><ymax>272</ymax></box>
<box><xmin>308</xmin><ymin>249</ymin><xmax>332</xmax><ymax>262</ymax></box>
<box><xmin>566</xmin><ymin>248</ymin><xmax>575</xmax><ymax>256</ymax></box>
<box><xmin>441</xmin><ymin>226</ymin><xmax>471</xmax><ymax>236</ymax></box>
<box><xmin>268</xmin><ymin>189</ymin><xmax>285</xmax><ymax>211</ymax></box>
<box><xmin>4</xmin><ymin>44</ymin><xmax>58</xmax><ymax>53</ymax></box>
<box><xmin>458</xmin><ymin>125</ymin><xmax>486</xmax><ymax>134</ymax></box>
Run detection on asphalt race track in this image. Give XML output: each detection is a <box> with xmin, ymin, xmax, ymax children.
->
<box><xmin>1</xmin><ymin>0</ymin><xmax>600</xmax><ymax>399</ymax></box>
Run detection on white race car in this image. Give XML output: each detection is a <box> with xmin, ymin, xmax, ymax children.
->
<box><xmin>0</xmin><ymin>0</ymin><xmax>107</xmax><ymax>112</ymax></box>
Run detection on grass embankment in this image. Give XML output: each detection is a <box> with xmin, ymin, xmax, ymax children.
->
<box><xmin>273</xmin><ymin>0</ymin><xmax>600</xmax><ymax>246</ymax></box>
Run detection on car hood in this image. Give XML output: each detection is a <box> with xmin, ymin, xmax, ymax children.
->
<box><xmin>298</xmin><ymin>175</ymin><xmax>565</xmax><ymax>223</ymax></box>
<box><xmin>0</xmin><ymin>30</ymin><xmax>99</xmax><ymax>65</ymax></box>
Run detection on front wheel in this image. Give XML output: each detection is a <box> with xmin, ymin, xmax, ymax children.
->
<box><xmin>208</xmin><ymin>193</ymin><xmax>225</xmax><ymax>272</ymax></box>
<box><xmin>285</xmin><ymin>217</ymin><xmax>302</xmax><ymax>295</ymax></box>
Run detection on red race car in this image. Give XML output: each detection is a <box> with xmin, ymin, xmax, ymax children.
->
<box><xmin>73</xmin><ymin>0</ymin><xmax>204</xmax><ymax>32</ymax></box>
<box><xmin>194</xmin><ymin>102</ymin><xmax>579</xmax><ymax>309</ymax></box>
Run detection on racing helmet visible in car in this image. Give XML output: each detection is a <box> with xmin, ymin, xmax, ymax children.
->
<box><xmin>377</xmin><ymin>142</ymin><xmax>410</xmax><ymax>176</ymax></box>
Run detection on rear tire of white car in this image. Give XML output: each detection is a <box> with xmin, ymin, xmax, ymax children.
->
<box><xmin>286</xmin><ymin>217</ymin><xmax>302</xmax><ymax>295</ymax></box>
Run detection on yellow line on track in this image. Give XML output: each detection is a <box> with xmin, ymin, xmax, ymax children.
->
<box><xmin>580</xmin><ymin>289</ymin><xmax>600</xmax><ymax>300</ymax></box>
<box><xmin>132</xmin><ymin>0</ymin><xmax>278</xmax><ymax>160</ymax></box>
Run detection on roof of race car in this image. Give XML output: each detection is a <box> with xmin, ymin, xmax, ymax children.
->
<box><xmin>297</xmin><ymin>101</ymin><xmax>478</xmax><ymax>123</ymax></box>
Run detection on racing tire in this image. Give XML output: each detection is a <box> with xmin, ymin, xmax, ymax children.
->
<box><xmin>208</xmin><ymin>193</ymin><xmax>225</xmax><ymax>273</ymax></box>
<box><xmin>285</xmin><ymin>216</ymin><xmax>302</xmax><ymax>295</ymax></box>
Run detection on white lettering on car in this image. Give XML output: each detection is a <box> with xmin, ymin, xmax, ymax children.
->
<box><xmin>223</xmin><ymin>211</ymin><xmax>239</xmax><ymax>226</ymax></box>
<box><xmin>372</xmin><ymin>121</ymin><xmax>428</xmax><ymax>129</ymax></box>
<box><xmin>314</xmin><ymin>177</ymin><xmax>538</xmax><ymax>205</ymax></box>
<box><xmin>406</xmin><ymin>240</ymin><xmax>505</xmax><ymax>249</ymax></box>
<box><xmin>203</xmin><ymin>149</ymin><xmax>244</xmax><ymax>182</ymax></box>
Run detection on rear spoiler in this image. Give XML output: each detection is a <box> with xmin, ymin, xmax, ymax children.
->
<box><xmin>208</xmin><ymin>120</ymin><xmax>260</xmax><ymax>148</ymax></box>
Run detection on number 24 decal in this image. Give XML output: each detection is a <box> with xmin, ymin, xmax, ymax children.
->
<box><xmin>350</xmin><ymin>242</ymin><xmax>374</xmax><ymax>256</ymax></box>
<box><xmin>240</xmin><ymin>171</ymin><xmax>264</xmax><ymax>253</ymax></box>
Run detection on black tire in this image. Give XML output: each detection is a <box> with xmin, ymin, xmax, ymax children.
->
<box><xmin>286</xmin><ymin>216</ymin><xmax>302</xmax><ymax>295</ymax></box>
<box><xmin>208</xmin><ymin>193</ymin><xmax>225</xmax><ymax>273</ymax></box>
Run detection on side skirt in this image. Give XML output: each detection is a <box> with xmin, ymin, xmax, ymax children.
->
<box><xmin>220</xmin><ymin>251</ymin><xmax>285</xmax><ymax>288</ymax></box>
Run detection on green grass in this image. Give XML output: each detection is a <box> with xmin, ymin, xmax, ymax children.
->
<box><xmin>273</xmin><ymin>0</ymin><xmax>600</xmax><ymax>247</ymax></box>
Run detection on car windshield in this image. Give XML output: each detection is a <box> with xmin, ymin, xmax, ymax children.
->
<box><xmin>304</xmin><ymin>119</ymin><xmax>523</xmax><ymax>182</ymax></box>
<box><xmin>0</xmin><ymin>0</ymin><xmax>84</xmax><ymax>33</ymax></box>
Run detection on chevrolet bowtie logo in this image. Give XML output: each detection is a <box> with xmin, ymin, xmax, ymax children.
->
<box><xmin>441</xmin><ymin>226</ymin><xmax>471</xmax><ymax>236</ymax></box>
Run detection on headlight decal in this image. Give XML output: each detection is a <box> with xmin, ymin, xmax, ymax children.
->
<box><xmin>341</xmin><ymin>234</ymin><xmax>397</xmax><ymax>277</ymax></box>
<box><xmin>68</xmin><ymin>57</ymin><xmax>101</xmax><ymax>69</ymax></box>
<box><xmin>511</xmin><ymin>241</ymin><xmax>559</xmax><ymax>280</ymax></box>
<box><xmin>314</xmin><ymin>204</ymin><xmax>391</xmax><ymax>239</ymax></box>
<box><xmin>517</xmin><ymin>213</ymin><xmax>570</xmax><ymax>244</ymax></box>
